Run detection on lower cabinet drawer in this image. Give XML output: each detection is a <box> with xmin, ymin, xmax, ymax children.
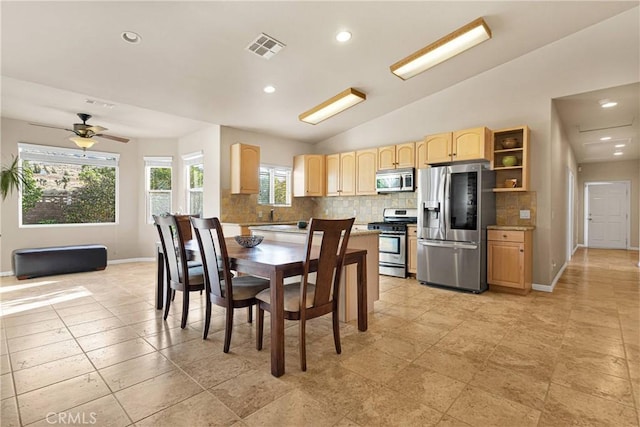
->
<box><xmin>488</xmin><ymin>230</ymin><xmax>524</xmax><ymax>243</ymax></box>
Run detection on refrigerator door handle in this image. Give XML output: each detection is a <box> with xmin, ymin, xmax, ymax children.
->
<box><xmin>419</xmin><ymin>240</ymin><xmax>479</xmax><ymax>250</ymax></box>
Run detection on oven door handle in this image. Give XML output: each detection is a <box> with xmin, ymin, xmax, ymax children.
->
<box><xmin>419</xmin><ymin>240</ymin><xmax>478</xmax><ymax>250</ymax></box>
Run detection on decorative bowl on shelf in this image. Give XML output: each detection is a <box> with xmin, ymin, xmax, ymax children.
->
<box><xmin>504</xmin><ymin>179</ymin><xmax>518</xmax><ymax>188</ymax></box>
<box><xmin>502</xmin><ymin>155</ymin><xmax>518</xmax><ymax>167</ymax></box>
<box><xmin>234</xmin><ymin>235</ymin><xmax>264</xmax><ymax>248</ymax></box>
<box><xmin>502</xmin><ymin>138</ymin><xmax>519</xmax><ymax>149</ymax></box>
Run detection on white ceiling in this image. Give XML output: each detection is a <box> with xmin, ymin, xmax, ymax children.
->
<box><xmin>1</xmin><ymin>1</ymin><xmax>638</xmax><ymax>163</ymax></box>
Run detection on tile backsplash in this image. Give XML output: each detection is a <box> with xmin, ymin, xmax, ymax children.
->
<box><xmin>220</xmin><ymin>189</ymin><xmax>316</xmax><ymax>223</ymax></box>
<box><xmin>495</xmin><ymin>191</ymin><xmax>537</xmax><ymax>226</ymax></box>
<box><xmin>313</xmin><ymin>192</ymin><xmax>417</xmax><ymax>223</ymax></box>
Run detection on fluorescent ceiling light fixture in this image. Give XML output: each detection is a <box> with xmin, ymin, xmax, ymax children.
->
<box><xmin>390</xmin><ymin>17</ymin><xmax>491</xmax><ymax>80</ymax></box>
<box><xmin>263</xmin><ymin>85</ymin><xmax>276</xmax><ymax>94</ymax></box>
<box><xmin>600</xmin><ymin>136</ymin><xmax>611</xmax><ymax>141</ymax></box>
<box><xmin>70</xmin><ymin>137</ymin><xmax>96</xmax><ymax>150</ymax></box>
<box><xmin>599</xmin><ymin>99</ymin><xmax>617</xmax><ymax>108</ymax></box>
<box><xmin>615</xmin><ymin>144</ymin><xmax>626</xmax><ymax>148</ymax></box>
<box><xmin>299</xmin><ymin>88</ymin><xmax>366</xmax><ymax>125</ymax></box>
<box><xmin>121</xmin><ymin>31</ymin><xmax>141</xmax><ymax>44</ymax></box>
<box><xmin>336</xmin><ymin>31</ymin><xmax>352</xmax><ymax>42</ymax></box>
<box><xmin>614</xmin><ymin>151</ymin><xmax>624</xmax><ymax>156</ymax></box>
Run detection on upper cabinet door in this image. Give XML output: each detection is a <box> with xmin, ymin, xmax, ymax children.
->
<box><xmin>452</xmin><ymin>127</ymin><xmax>490</xmax><ymax>161</ymax></box>
<box><xmin>415</xmin><ymin>140</ymin><xmax>429</xmax><ymax>169</ymax></box>
<box><xmin>377</xmin><ymin>145</ymin><xmax>396</xmax><ymax>170</ymax></box>
<box><xmin>395</xmin><ymin>143</ymin><xmax>415</xmax><ymax>168</ymax></box>
<box><xmin>231</xmin><ymin>143</ymin><xmax>260</xmax><ymax>194</ymax></box>
<box><xmin>293</xmin><ymin>154</ymin><xmax>324</xmax><ymax>197</ymax></box>
<box><xmin>355</xmin><ymin>149</ymin><xmax>377</xmax><ymax>195</ymax></box>
<box><xmin>326</xmin><ymin>153</ymin><xmax>340</xmax><ymax>196</ymax></box>
<box><xmin>424</xmin><ymin>132</ymin><xmax>453</xmax><ymax>164</ymax></box>
<box><xmin>340</xmin><ymin>151</ymin><xmax>356</xmax><ymax>196</ymax></box>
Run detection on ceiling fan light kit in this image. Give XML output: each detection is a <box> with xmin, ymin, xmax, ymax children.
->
<box><xmin>390</xmin><ymin>17</ymin><xmax>491</xmax><ymax>80</ymax></box>
<box><xmin>299</xmin><ymin>88</ymin><xmax>366</xmax><ymax>125</ymax></box>
<box><xmin>70</xmin><ymin>136</ymin><xmax>96</xmax><ymax>150</ymax></box>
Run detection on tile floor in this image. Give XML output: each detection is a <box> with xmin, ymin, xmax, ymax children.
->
<box><xmin>0</xmin><ymin>248</ymin><xmax>638</xmax><ymax>426</ymax></box>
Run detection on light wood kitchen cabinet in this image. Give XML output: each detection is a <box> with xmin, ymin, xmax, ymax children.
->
<box><xmin>293</xmin><ymin>154</ymin><xmax>325</xmax><ymax>197</ymax></box>
<box><xmin>355</xmin><ymin>149</ymin><xmax>377</xmax><ymax>195</ymax></box>
<box><xmin>377</xmin><ymin>142</ymin><xmax>415</xmax><ymax>170</ymax></box>
<box><xmin>491</xmin><ymin>125</ymin><xmax>530</xmax><ymax>192</ymax></box>
<box><xmin>407</xmin><ymin>225</ymin><xmax>418</xmax><ymax>274</ymax></box>
<box><xmin>487</xmin><ymin>229</ymin><xmax>533</xmax><ymax>294</ymax></box>
<box><xmin>423</xmin><ymin>127</ymin><xmax>491</xmax><ymax>165</ymax></box>
<box><xmin>326</xmin><ymin>152</ymin><xmax>355</xmax><ymax>196</ymax></box>
<box><xmin>230</xmin><ymin>143</ymin><xmax>260</xmax><ymax>194</ymax></box>
<box><xmin>415</xmin><ymin>139</ymin><xmax>430</xmax><ymax>169</ymax></box>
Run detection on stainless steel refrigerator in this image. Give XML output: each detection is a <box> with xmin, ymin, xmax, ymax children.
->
<box><xmin>417</xmin><ymin>162</ymin><xmax>495</xmax><ymax>293</ymax></box>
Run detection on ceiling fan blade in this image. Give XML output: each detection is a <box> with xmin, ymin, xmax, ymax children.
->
<box><xmin>29</xmin><ymin>122</ymin><xmax>72</xmax><ymax>132</ymax></box>
<box><xmin>87</xmin><ymin>125</ymin><xmax>107</xmax><ymax>133</ymax></box>
<box><xmin>95</xmin><ymin>134</ymin><xmax>129</xmax><ymax>143</ymax></box>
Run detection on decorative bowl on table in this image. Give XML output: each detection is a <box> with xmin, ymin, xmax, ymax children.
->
<box><xmin>234</xmin><ymin>235</ymin><xmax>264</xmax><ymax>248</ymax></box>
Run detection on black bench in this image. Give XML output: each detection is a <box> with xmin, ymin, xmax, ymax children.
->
<box><xmin>12</xmin><ymin>244</ymin><xmax>108</xmax><ymax>280</ymax></box>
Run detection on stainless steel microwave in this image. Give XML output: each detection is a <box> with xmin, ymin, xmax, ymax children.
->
<box><xmin>375</xmin><ymin>168</ymin><xmax>415</xmax><ymax>193</ymax></box>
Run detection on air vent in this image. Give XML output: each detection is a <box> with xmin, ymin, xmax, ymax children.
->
<box><xmin>246</xmin><ymin>33</ymin><xmax>285</xmax><ymax>59</ymax></box>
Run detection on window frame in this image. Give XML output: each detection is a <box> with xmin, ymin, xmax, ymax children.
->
<box><xmin>182</xmin><ymin>151</ymin><xmax>204</xmax><ymax>216</ymax></box>
<box><xmin>144</xmin><ymin>156</ymin><xmax>173</xmax><ymax>224</ymax></box>
<box><xmin>18</xmin><ymin>143</ymin><xmax>120</xmax><ymax>228</ymax></box>
<box><xmin>258</xmin><ymin>164</ymin><xmax>292</xmax><ymax>207</ymax></box>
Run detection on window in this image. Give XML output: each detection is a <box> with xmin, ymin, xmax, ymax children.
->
<box><xmin>145</xmin><ymin>157</ymin><xmax>172</xmax><ymax>223</ymax></box>
<box><xmin>18</xmin><ymin>143</ymin><xmax>119</xmax><ymax>226</ymax></box>
<box><xmin>183</xmin><ymin>152</ymin><xmax>203</xmax><ymax>216</ymax></box>
<box><xmin>258</xmin><ymin>165</ymin><xmax>291</xmax><ymax>206</ymax></box>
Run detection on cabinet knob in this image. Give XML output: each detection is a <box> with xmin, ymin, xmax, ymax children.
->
<box><xmin>503</xmin><ymin>234</ymin><xmax>508</xmax><ymax>238</ymax></box>
<box><xmin>519</xmin><ymin>249</ymin><xmax>524</xmax><ymax>252</ymax></box>
<box><xmin>452</xmin><ymin>153</ymin><xmax>457</xmax><ymax>156</ymax></box>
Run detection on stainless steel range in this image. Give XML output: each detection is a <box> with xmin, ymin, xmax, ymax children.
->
<box><xmin>367</xmin><ymin>208</ymin><xmax>418</xmax><ymax>278</ymax></box>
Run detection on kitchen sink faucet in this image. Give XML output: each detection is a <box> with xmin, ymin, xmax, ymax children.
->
<box><xmin>269</xmin><ymin>209</ymin><xmax>274</xmax><ymax>222</ymax></box>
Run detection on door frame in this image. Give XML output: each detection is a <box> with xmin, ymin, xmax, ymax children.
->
<box><xmin>567</xmin><ymin>168</ymin><xmax>574</xmax><ymax>259</ymax></box>
<box><xmin>584</xmin><ymin>180</ymin><xmax>631</xmax><ymax>249</ymax></box>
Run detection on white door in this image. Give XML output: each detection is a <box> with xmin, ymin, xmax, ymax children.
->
<box><xmin>587</xmin><ymin>183</ymin><xmax>628</xmax><ymax>249</ymax></box>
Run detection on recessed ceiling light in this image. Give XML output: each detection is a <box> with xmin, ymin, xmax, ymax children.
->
<box><xmin>614</xmin><ymin>151</ymin><xmax>624</xmax><ymax>156</ymax></box>
<box><xmin>336</xmin><ymin>31</ymin><xmax>352</xmax><ymax>42</ymax></box>
<box><xmin>599</xmin><ymin>99</ymin><xmax>617</xmax><ymax>108</ymax></box>
<box><xmin>121</xmin><ymin>31</ymin><xmax>142</xmax><ymax>44</ymax></box>
<box><xmin>600</xmin><ymin>136</ymin><xmax>611</xmax><ymax>141</ymax></box>
<box><xmin>615</xmin><ymin>144</ymin><xmax>626</xmax><ymax>148</ymax></box>
<box><xmin>263</xmin><ymin>85</ymin><xmax>276</xmax><ymax>94</ymax></box>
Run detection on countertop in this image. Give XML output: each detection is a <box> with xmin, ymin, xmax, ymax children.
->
<box><xmin>487</xmin><ymin>225</ymin><xmax>536</xmax><ymax>231</ymax></box>
<box><xmin>249</xmin><ymin>224</ymin><xmax>379</xmax><ymax>236</ymax></box>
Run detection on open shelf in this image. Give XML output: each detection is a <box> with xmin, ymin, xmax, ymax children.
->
<box><xmin>491</xmin><ymin>126</ymin><xmax>530</xmax><ymax>192</ymax></box>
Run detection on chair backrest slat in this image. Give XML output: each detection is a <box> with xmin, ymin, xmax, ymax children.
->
<box><xmin>303</xmin><ymin>218</ymin><xmax>354</xmax><ymax>307</ymax></box>
<box><xmin>154</xmin><ymin>214</ymin><xmax>189</xmax><ymax>285</ymax></box>
<box><xmin>191</xmin><ymin>217</ymin><xmax>233</xmax><ymax>301</ymax></box>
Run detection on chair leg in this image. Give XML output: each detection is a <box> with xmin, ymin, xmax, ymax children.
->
<box><xmin>299</xmin><ymin>318</ymin><xmax>307</xmax><ymax>371</ymax></box>
<box><xmin>256</xmin><ymin>306</ymin><xmax>264</xmax><ymax>351</ymax></box>
<box><xmin>202</xmin><ymin>299</ymin><xmax>212</xmax><ymax>340</ymax></box>
<box><xmin>171</xmin><ymin>289</ymin><xmax>176</xmax><ymax>301</ymax></box>
<box><xmin>181</xmin><ymin>291</ymin><xmax>189</xmax><ymax>329</ymax></box>
<box><xmin>332</xmin><ymin>310</ymin><xmax>342</xmax><ymax>354</ymax></box>
<box><xmin>163</xmin><ymin>285</ymin><xmax>172</xmax><ymax>320</ymax></box>
<box><xmin>223</xmin><ymin>307</ymin><xmax>234</xmax><ymax>353</ymax></box>
<box><xmin>247</xmin><ymin>306</ymin><xmax>253</xmax><ymax>323</ymax></box>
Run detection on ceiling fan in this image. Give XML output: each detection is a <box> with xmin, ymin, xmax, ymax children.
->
<box><xmin>30</xmin><ymin>113</ymin><xmax>130</xmax><ymax>150</ymax></box>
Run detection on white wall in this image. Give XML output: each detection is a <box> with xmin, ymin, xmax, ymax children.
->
<box><xmin>314</xmin><ymin>7</ymin><xmax>639</xmax><ymax>285</ymax></box>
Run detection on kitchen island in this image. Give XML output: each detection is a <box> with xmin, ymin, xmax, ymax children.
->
<box><xmin>249</xmin><ymin>224</ymin><xmax>379</xmax><ymax>323</ymax></box>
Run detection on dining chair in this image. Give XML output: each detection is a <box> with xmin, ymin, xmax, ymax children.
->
<box><xmin>154</xmin><ymin>214</ymin><xmax>205</xmax><ymax>329</ymax></box>
<box><xmin>191</xmin><ymin>216</ymin><xmax>270</xmax><ymax>353</ymax></box>
<box><xmin>255</xmin><ymin>217</ymin><xmax>355</xmax><ymax>371</ymax></box>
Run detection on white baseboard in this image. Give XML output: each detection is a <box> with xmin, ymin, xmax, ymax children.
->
<box><xmin>532</xmin><ymin>261</ymin><xmax>568</xmax><ymax>293</ymax></box>
<box><xmin>108</xmin><ymin>258</ymin><xmax>154</xmax><ymax>265</ymax></box>
<box><xmin>577</xmin><ymin>244</ymin><xmax>586</xmax><ymax>248</ymax></box>
<box><xmin>628</xmin><ymin>246</ymin><xmax>639</xmax><ymax>250</ymax></box>
<box><xmin>0</xmin><ymin>270</ymin><xmax>14</xmax><ymax>277</ymax></box>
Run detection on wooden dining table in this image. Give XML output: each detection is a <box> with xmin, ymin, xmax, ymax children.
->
<box><xmin>155</xmin><ymin>238</ymin><xmax>368</xmax><ymax>377</ymax></box>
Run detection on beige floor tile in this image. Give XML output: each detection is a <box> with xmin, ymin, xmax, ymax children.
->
<box><xmin>4</xmin><ymin>317</ymin><xmax>66</xmax><ymax>339</ymax></box>
<box><xmin>347</xmin><ymin>386</ymin><xmax>443</xmax><ymax>427</ymax></box>
<box><xmin>486</xmin><ymin>344</ymin><xmax>556</xmax><ymax>382</ymax></box>
<box><xmin>555</xmin><ymin>345</ymin><xmax>629</xmax><ymax>379</ymax></box>
<box><xmin>142</xmin><ymin>324</ymin><xmax>202</xmax><ymax>350</ymax></box>
<box><xmin>446</xmin><ymin>385</ymin><xmax>540</xmax><ymax>427</ymax></box>
<box><xmin>56</xmin><ymin>302</ymin><xmax>105</xmax><ymax>317</ymax></box>
<box><xmin>179</xmin><ymin>351</ymin><xmax>257</xmax><ymax>389</ymax></box>
<box><xmin>392</xmin><ymin>321</ymin><xmax>448</xmax><ymax>345</ymax></box>
<box><xmin>469</xmin><ymin>363</ymin><xmax>549</xmax><ymax>411</ymax></box>
<box><xmin>17</xmin><ymin>373</ymin><xmax>110</xmax><ymax>425</ymax></box>
<box><xmin>160</xmin><ymin>336</ymin><xmax>221</xmax><ymax>367</ymax></box>
<box><xmin>412</xmin><ymin>310</ymin><xmax>464</xmax><ymax>332</ymax></box>
<box><xmin>434</xmin><ymin>332</ymin><xmax>498</xmax><ymax>363</ymax></box>
<box><xmin>67</xmin><ymin>316</ymin><xmax>126</xmax><ymax>338</ymax></box>
<box><xmin>340</xmin><ymin>347</ymin><xmax>410</xmax><ymax>384</ymax></box>
<box><xmin>386</xmin><ymin>364</ymin><xmax>466</xmax><ymax>412</ymax></box>
<box><xmin>85</xmin><ymin>338</ymin><xmax>155</xmax><ymax>369</ymax></box>
<box><xmin>114</xmin><ymin>370</ymin><xmax>203</xmax><ymax>422</ymax></box>
<box><xmin>539</xmin><ymin>383</ymin><xmax>638</xmax><ymax>426</ymax></box>
<box><xmin>1</xmin><ymin>372</ymin><xmax>15</xmax><ymax>399</ymax></box>
<box><xmin>13</xmin><ymin>353</ymin><xmax>94</xmax><ymax>394</ymax></box>
<box><xmin>10</xmin><ymin>339</ymin><xmax>83</xmax><ymax>371</ymax></box>
<box><xmin>413</xmin><ymin>347</ymin><xmax>484</xmax><ymax>383</ymax></box>
<box><xmin>126</xmin><ymin>316</ymin><xmax>182</xmax><ymax>336</ymax></box>
<box><xmin>105</xmin><ymin>301</ymin><xmax>154</xmax><ymax>316</ymax></box>
<box><xmin>244</xmin><ymin>389</ymin><xmax>343</xmax><ymax>427</ymax></box>
<box><xmin>7</xmin><ymin>327</ymin><xmax>73</xmax><ymax>353</ymax></box>
<box><xmin>369</xmin><ymin>332</ymin><xmax>433</xmax><ymax>362</ymax></box>
<box><xmin>76</xmin><ymin>326</ymin><xmax>139</xmax><ymax>352</ymax></box>
<box><xmin>551</xmin><ymin>362</ymin><xmax>635</xmax><ymax>407</ymax></box>
<box><xmin>1</xmin><ymin>310</ymin><xmax>59</xmax><ymax>328</ymax></box>
<box><xmin>209</xmin><ymin>369</ymin><xmax>292</xmax><ymax>418</ymax></box>
<box><xmin>26</xmin><ymin>395</ymin><xmax>131</xmax><ymax>427</ymax></box>
<box><xmin>136</xmin><ymin>391</ymin><xmax>239</xmax><ymax>427</ymax></box>
<box><xmin>99</xmin><ymin>352</ymin><xmax>175</xmax><ymax>392</ymax></box>
<box><xmin>333</xmin><ymin>417</ymin><xmax>362</xmax><ymax>427</ymax></box>
<box><xmin>435</xmin><ymin>415</ymin><xmax>472</xmax><ymax>427</ymax></box>
<box><xmin>1</xmin><ymin>397</ymin><xmax>20</xmax><ymax>427</ymax></box>
<box><xmin>59</xmin><ymin>308</ymin><xmax>115</xmax><ymax>327</ymax></box>
<box><xmin>0</xmin><ymin>354</ymin><xmax>10</xmax><ymax>375</ymax></box>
